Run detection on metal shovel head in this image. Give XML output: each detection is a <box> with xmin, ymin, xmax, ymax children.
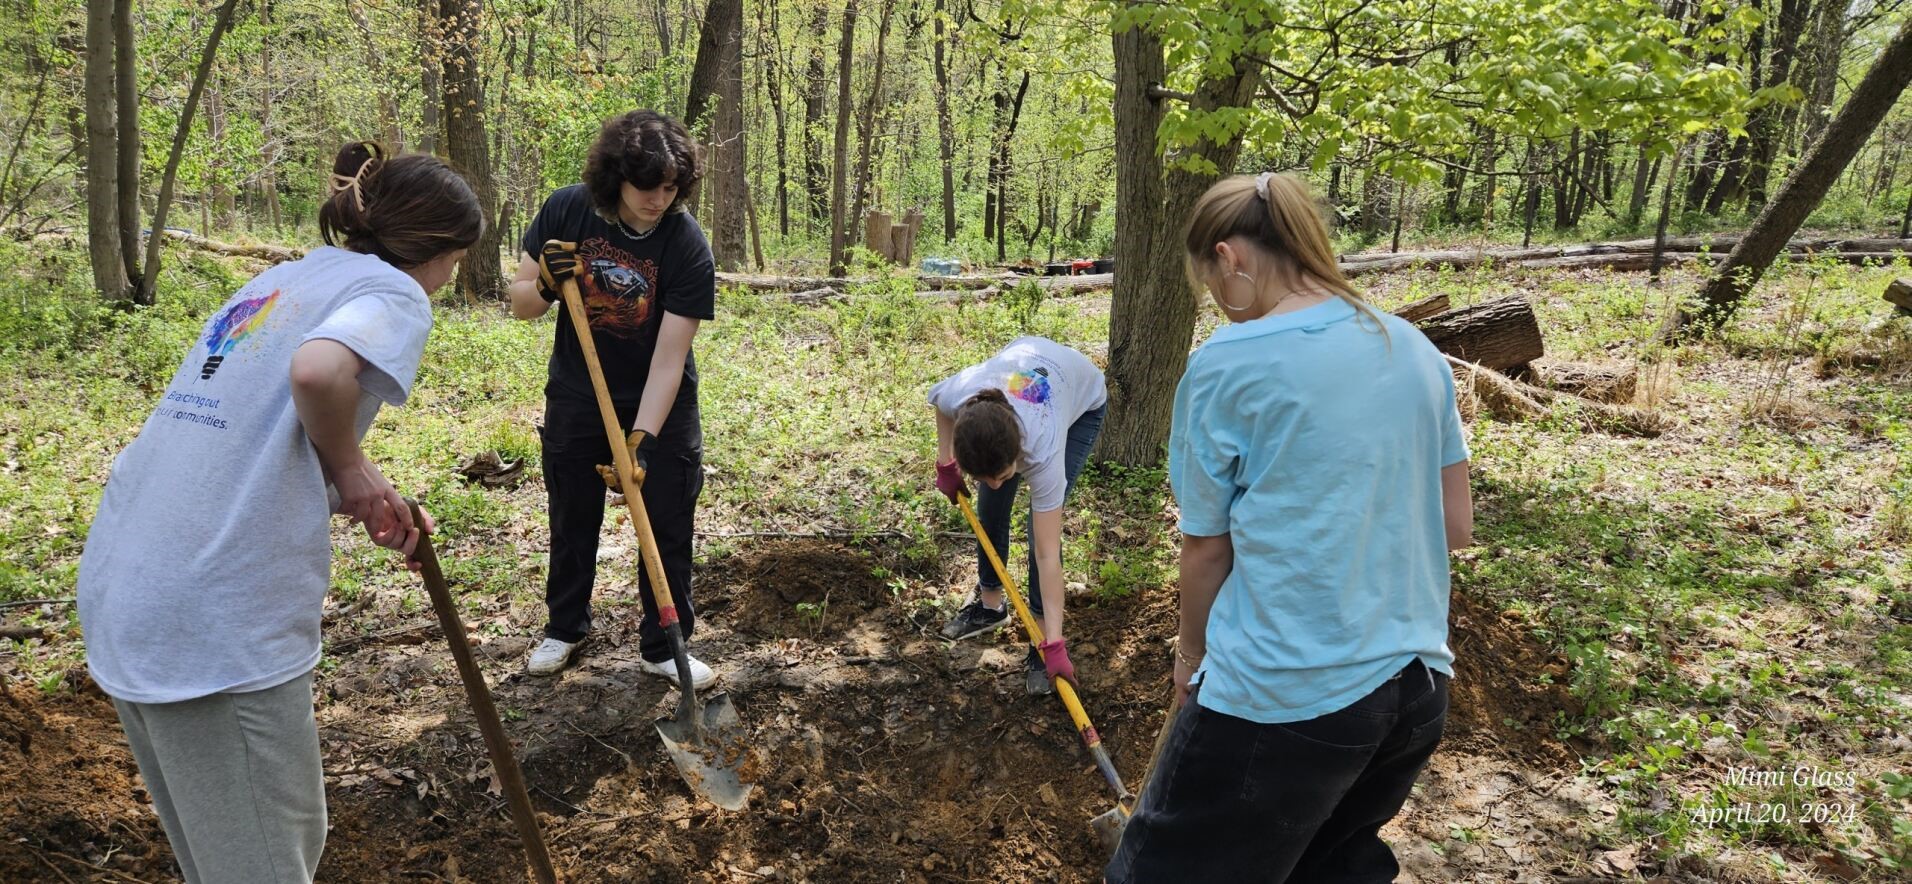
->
<box><xmin>654</xmin><ymin>691</ymin><xmax>757</xmax><ymax>811</ymax></box>
<box><xmin>1092</xmin><ymin>801</ymin><xmax>1132</xmax><ymax>853</ymax></box>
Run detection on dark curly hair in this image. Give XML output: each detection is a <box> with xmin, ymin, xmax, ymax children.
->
<box><xmin>583</xmin><ymin>110</ymin><xmax>703</xmax><ymax>219</ymax></box>
<box><xmin>953</xmin><ymin>389</ymin><xmax>1022</xmax><ymax>479</ymax></box>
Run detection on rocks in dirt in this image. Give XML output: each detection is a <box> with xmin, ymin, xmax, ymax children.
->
<box><xmin>477</xmin><ymin>635</ymin><xmax>534</xmax><ymax>661</ymax></box>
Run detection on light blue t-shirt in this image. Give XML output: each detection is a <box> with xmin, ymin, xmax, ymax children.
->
<box><xmin>1170</xmin><ymin>297</ymin><xmax>1468</xmax><ymax>725</ymax></box>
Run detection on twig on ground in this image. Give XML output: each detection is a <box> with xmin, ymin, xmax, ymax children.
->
<box><xmin>326</xmin><ymin>622</ymin><xmax>442</xmax><ymax>654</ymax></box>
<box><xmin>0</xmin><ymin>597</ymin><xmax>74</xmax><ymax>610</ymax></box>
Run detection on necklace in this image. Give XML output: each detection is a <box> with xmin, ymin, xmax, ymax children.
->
<box><xmin>610</xmin><ymin>214</ymin><xmax>660</xmax><ymax>241</ymax></box>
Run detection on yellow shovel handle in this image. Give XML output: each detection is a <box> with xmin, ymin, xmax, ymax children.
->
<box><xmin>956</xmin><ymin>493</ymin><xmax>1096</xmax><ymax>737</ymax></box>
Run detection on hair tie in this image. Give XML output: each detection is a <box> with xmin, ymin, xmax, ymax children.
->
<box><xmin>1254</xmin><ymin>171</ymin><xmax>1274</xmax><ymax>202</ymax></box>
<box><xmin>328</xmin><ymin>154</ymin><xmax>378</xmax><ymax>214</ymax></box>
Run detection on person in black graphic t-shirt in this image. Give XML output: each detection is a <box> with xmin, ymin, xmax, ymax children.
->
<box><xmin>505</xmin><ymin>110</ymin><xmax>718</xmax><ymax>686</ymax></box>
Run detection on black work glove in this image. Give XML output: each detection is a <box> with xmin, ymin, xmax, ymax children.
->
<box><xmin>537</xmin><ymin>240</ymin><xmax>580</xmax><ymax>303</ymax></box>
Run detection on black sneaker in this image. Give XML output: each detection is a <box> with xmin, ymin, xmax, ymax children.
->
<box><xmin>1024</xmin><ymin>648</ymin><xmax>1054</xmax><ymax>696</ymax></box>
<box><xmin>941</xmin><ymin>600</ymin><xmax>1009</xmax><ymax>640</ymax></box>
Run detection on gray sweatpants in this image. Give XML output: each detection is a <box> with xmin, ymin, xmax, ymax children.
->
<box><xmin>112</xmin><ymin>671</ymin><xmax>326</xmax><ymax>884</ymax></box>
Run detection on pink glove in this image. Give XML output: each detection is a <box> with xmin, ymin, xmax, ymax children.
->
<box><xmin>935</xmin><ymin>460</ymin><xmax>965</xmax><ymax>504</ymax></box>
<box><xmin>1037</xmin><ymin>638</ymin><xmax>1075</xmax><ymax>684</ymax></box>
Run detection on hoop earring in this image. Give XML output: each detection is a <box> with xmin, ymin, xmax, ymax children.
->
<box><xmin>1219</xmin><ymin>271</ymin><xmax>1256</xmax><ymax>312</ymax></box>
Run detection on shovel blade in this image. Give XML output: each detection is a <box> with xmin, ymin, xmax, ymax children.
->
<box><xmin>655</xmin><ymin>691</ymin><xmax>756</xmax><ymax>811</ymax></box>
<box><xmin>1092</xmin><ymin>804</ymin><xmax>1130</xmax><ymax>853</ymax></box>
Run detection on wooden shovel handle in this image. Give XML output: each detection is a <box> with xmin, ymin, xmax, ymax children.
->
<box><xmin>554</xmin><ymin>275</ymin><xmax>678</xmax><ymax>621</ymax></box>
<box><xmin>405</xmin><ymin>500</ymin><xmax>558</xmax><ymax>884</ymax></box>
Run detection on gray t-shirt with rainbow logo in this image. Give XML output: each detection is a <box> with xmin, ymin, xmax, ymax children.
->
<box><xmin>79</xmin><ymin>246</ymin><xmax>432</xmax><ymax>704</ymax></box>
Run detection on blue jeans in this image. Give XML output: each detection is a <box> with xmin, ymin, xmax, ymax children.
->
<box><xmin>973</xmin><ymin>404</ymin><xmax>1106</xmax><ymax>617</ymax></box>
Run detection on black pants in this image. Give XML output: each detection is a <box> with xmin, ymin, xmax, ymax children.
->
<box><xmin>1106</xmin><ymin>660</ymin><xmax>1449</xmax><ymax>883</ymax></box>
<box><xmin>540</xmin><ymin>393</ymin><xmax>702</xmax><ymax>663</ymax></box>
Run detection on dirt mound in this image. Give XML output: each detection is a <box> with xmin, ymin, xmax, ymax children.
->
<box><xmin>0</xmin><ymin>681</ymin><xmax>172</xmax><ymax>881</ymax></box>
<box><xmin>701</xmin><ymin>540</ymin><xmax>893</xmax><ymax>639</ymax></box>
<box><xmin>1446</xmin><ymin>590</ymin><xmax>1586</xmax><ymax>765</ymax></box>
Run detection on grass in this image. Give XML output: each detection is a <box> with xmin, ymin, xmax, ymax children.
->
<box><xmin>3</xmin><ymin>236</ymin><xmax>1911</xmax><ymax>878</ymax></box>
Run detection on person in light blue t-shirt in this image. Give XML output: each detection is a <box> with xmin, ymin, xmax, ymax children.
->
<box><xmin>1108</xmin><ymin>172</ymin><xmax>1474</xmax><ymax>884</ymax></box>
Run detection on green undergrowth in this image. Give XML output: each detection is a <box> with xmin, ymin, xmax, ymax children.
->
<box><xmin>3</xmin><ymin>238</ymin><xmax>1911</xmax><ymax>877</ymax></box>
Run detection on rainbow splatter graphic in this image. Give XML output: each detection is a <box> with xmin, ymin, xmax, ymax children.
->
<box><xmin>199</xmin><ymin>290</ymin><xmax>280</xmax><ymax>380</ymax></box>
<box><xmin>1006</xmin><ymin>368</ymin><xmax>1052</xmax><ymax>405</ymax></box>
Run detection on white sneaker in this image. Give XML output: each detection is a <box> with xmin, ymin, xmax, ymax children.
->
<box><xmin>640</xmin><ymin>654</ymin><xmax>717</xmax><ymax>690</ymax></box>
<box><xmin>525</xmin><ymin>638</ymin><xmax>580</xmax><ymax>676</ymax></box>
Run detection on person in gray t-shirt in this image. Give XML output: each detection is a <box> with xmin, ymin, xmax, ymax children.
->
<box><xmin>76</xmin><ymin>142</ymin><xmax>483</xmax><ymax>884</ymax></box>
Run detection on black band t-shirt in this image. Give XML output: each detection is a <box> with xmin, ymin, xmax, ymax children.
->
<box><xmin>520</xmin><ymin>184</ymin><xmax>717</xmax><ymax>410</ymax></box>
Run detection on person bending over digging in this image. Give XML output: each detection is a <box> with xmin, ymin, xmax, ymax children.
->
<box><xmin>507</xmin><ymin>110</ymin><xmax>718</xmax><ymax>687</ymax></box>
<box><xmin>76</xmin><ymin>142</ymin><xmax>482</xmax><ymax>884</ymax></box>
<box><xmin>1105</xmin><ymin>172</ymin><xmax>1474</xmax><ymax>883</ymax></box>
<box><xmin>930</xmin><ymin>336</ymin><xmax>1107</xmax><ymax>696</ymax></box>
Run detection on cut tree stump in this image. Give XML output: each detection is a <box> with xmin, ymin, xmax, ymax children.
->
<box><xmin>1885</xmin><ymin>278</ymin><xmax>1912</xmax><ymax>311</ymax></box>
<box><xmin>1417</xmin><ymin>295</ymin><xmax>1545</xmax><ymax>373</ymax></box>
<box><xmin>1391</xmin><ymin>293</ymin><xmax>1450</xmax><ymax>323</ymax></box>
<box><xmin>1534</xmin><ymin>359</ymin><xmax>1637</xmax><ymax>404</ymax></box>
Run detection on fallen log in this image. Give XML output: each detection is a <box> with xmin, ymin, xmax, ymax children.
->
<box><xmin>1883</xmin><ymin>278</ymin><xmax>1912</xmax><ymax>311</ymax></box>
<box><xmin>1533</xmin><ymin>359</ymin><xmax>1637</xmax><ymax>404</ymax></box>
<box><xmin>1391</xmin><ymin>293</ymin><xmax>1450</xmax><ymax>323</ymax></box>
<box><xmin>1447</xmin><ymin>355</ymin><xmax>1670</xmax><ymax>436</ymax></box>
<box><xmin>159</xmin><ymin>229</ymin><xmax>304</xmax><ymax>262</ymax></box>
<box><xmin>1417</xmin><ymin>296</ymin><xmax>1545</xmax><ymax>373</ymax></box>
<box><xmin>1338</xmin><ymin>237</ymin><xmax>1912</xmax><ymax>277</ymax></box>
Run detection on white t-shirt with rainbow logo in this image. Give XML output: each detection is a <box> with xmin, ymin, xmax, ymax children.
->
<box><xmin>928</xmin><ymin>336</ymin><xmax>1107</xmax><ymax>512</ymax></box>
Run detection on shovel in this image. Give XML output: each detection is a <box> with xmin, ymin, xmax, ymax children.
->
<box><xmin>404</xmin><ymin>500</ymin><xmax>558</xmax><ymax>884</ymax></box>
<box><xmin>555</xmin><ymin>270</ymin><xmax>756</xmax><ymax>811</ymax></box>
<box><xmin>955</xmin><ymin>492</ymin><xmax>1134</xmax><ymax>850</ymax></box>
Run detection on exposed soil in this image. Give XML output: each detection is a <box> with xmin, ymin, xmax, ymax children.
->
<box><xmin>1</xmin><ymin>537</ymin><xmax>1596</xmax><ymax>882</ymax></box>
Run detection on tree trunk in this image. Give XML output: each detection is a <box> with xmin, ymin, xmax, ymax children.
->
<box><xmin>1102</xmin><ymin>9</ymin><xmax>1261</xmax><ymax>467</ymax></box>
<box><xmin>1419</xmin><ymin>296</ymin><xmax>1546</xmax><ymax>372</ymax></box>
<box><xmin>112</xmin><ymin>0</ymin><xmax>141</xmax><ymax>286</ymax></box>
<box><xmin>1798</xmin><ymin>0</ymin><xmax>1844</xmax><ymax>152</ymax></box>
<box><xmin>1626</xmin><ymin>150</ymin><xmax>1653</xmax><ymax>227</ymax></box>
<box><xmin>994</xmin><ymin>70</ymin><xmax>1029</xmax><ymax>264</ymax></box>
<box><xmin>762</xmin><ymin>1</ymin><xmax>790</xmax><ymax>238</ymax></box>
<box><xmin>259</xmin><ymin>0</ymin><xmax>283</xmax><ymax>233</ymax></box>
<box><xmin>419</xmin><ymin>0</ymin><xmax>443</xmax><ymax>155</ymax></box>
<box><xmin>932</xmin><ymin>0</ymin><xmax>956</xmax><ymax>243</ymax></box>
<box><xmin>440</xmin><ymin>0</ymin><xmax>504</xmax><ymax>300</ymax></box>
<box><xmin>84</xmin><ymin>0</ymin><xmax>129</xmax><ymax>302</ymax></box>
<box><xmin>1746</xmin><ymin>0</ymin><xmax>1812</xmax><ymax>210</ymax></box>
<box><xmin>136</xmin><ymin>0</ymin><xmax>241</xmax><ymax>306</ymax></box>
<box><xmin>1902</xmin><ymin>182</ymin><xmax>1911</xmax><ymax>239</ymax></box>
<box><xmin>1670</xmin><ymin>18</ymin><xmax>1912</xmax><ymax>338</ymax></box>
<box><xmin>685</xmin><ymin>0</ymin><xmax>747</xmax><ymax>268</ymax></box>
<box><xmin>800</xmin><ymin>2</ymin><xmax>830</xmax><ymax>227</ymax></box>
<box><xmin>1651</xmin><ymin>143</ymin><xmax>1686</xmax><ymax>283</ymax></box>
<box><xmin>828</xmin><ymin>0</ymin><xmax>857</xmax><ymax>276</ymax></box>
<box><xmin>847</xmin><ymin>0</ymin><xmax>895</xmax><ymax>244</ymax></box>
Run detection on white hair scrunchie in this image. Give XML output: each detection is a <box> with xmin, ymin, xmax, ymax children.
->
<box><xmin>1254</xmin><ymin>171</ymin><xmax>1275</xmax><ymax>202</ymax></box>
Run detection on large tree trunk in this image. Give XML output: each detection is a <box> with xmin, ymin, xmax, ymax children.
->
<box><xmin>83</xmin><ymin>0</ymin><xmax>129</xmax><ymax>302</ymax></box>
<box><xmin>1102</xmin><ymin>9</ymin><xmax>1261</xmax><ymax>467</ymax></box>
<box><xmin>828</xmin><ymin>0</ymin><xmax>857</xmax><ymax>276</ymax></box>
<box><xmin>440</xmin><ymin>0</ymin><xmax>504</xmax><ymax>300</ymax></box>
<box><xmin>993</xmin><ymin>70</ymin><xmax>1029</xmax><ymax>264</ymax></box>
<box><xmin>932</xmin><ymin>0</ymin><xmax>956</xmax><ymax>243</ymax></box>
<box><xmin>113</xmin><ymin>0</ymin><xmax>140</xmax><ymax>290</ymax></box>
<box><xmin>1669</xmin><ymin>18</ymin><xmax>1912</xmax><ymax>338</ymax></box>
<box><xmin>802</xmin><ymin>2</ymin><xmax>830</xmax><ymax>226</ymax></box>
<box><xmin>684</xmin><ymin>0</ymin><xmax>747</xmax><ymax>269</ymax></box>
<box><xmin>136</xmin><ymin>0</ymin><xmax>242</xmax><ymax>306</ymax></box>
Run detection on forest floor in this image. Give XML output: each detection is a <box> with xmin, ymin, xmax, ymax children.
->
<box><xmin>3</xmin><ymin>244</ymin><xmax>1911</xmax><ymax>882</ymax></box>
